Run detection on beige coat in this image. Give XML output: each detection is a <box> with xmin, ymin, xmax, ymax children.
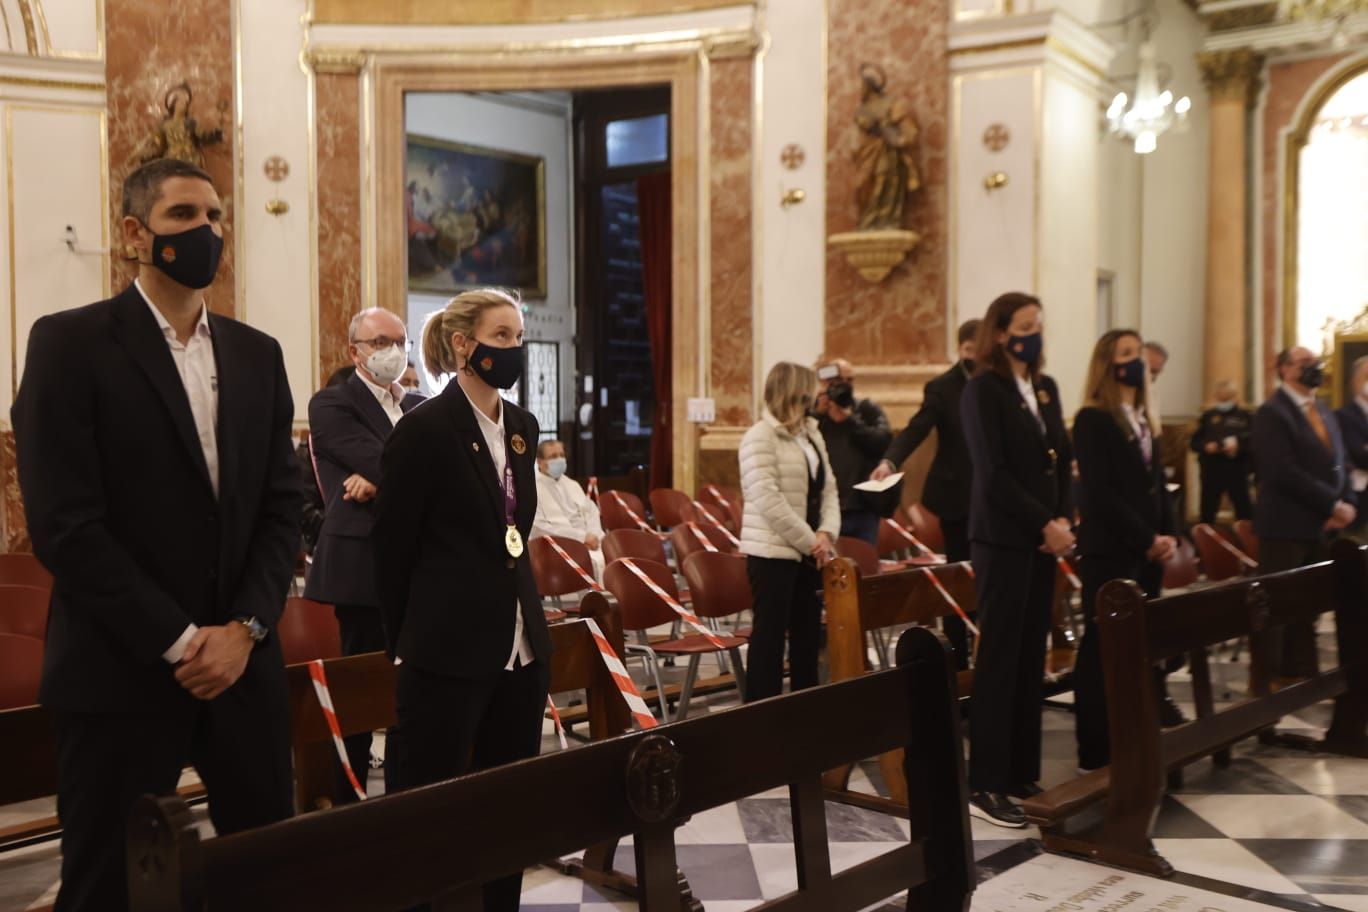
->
<box><xmin>738</xmin><ymin>411</ymin><xmax>841</xmax><ymax>561</ymax></box>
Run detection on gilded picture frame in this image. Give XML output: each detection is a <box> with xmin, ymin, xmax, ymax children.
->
<box><xmin>1332</xmin><ymin>332</ymin><xmax>1368</xmax><ymax>409</ymax></box>
<box><xmin>405</xmin><ymin>133</ymin><xmax>548</xmax><ymax>299</ymax></box>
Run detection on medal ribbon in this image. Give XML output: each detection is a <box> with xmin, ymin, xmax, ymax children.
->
<box><xmin>544</xmin><ymin>536</ymin><xmax>603</xmax><ymax>591</ymax></box>
<box><xmin>919</xmin><ymin>568</ymin><xmax>981</xmax><ymax>637</ymax></box>
<box><xmin>619</xmin><ymin>558</ymin><xmax>728</xmax><ymax>648</ymax></box>
<box><xmin>686</xmin><ymin>521</ymin><xmax>719</xmax><ymax>553</ymax></box>
<box><xmin>503</xmin><ymin>464</ymin><xmax>517</xmax><ymax>527</ymax></box>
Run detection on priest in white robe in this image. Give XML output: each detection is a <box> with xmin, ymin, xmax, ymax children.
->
<box><xmin>531</xmin><ymin>439</ymin><xmax>606</xmax><ymax>581</ymax></box>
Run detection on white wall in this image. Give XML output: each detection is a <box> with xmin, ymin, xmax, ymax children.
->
<box><xmin>403</xmin><ymin>91</ymin><xmax>576</xmax><ymax>428</ymax></box>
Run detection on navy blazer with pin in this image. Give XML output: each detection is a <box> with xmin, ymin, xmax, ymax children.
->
<box><xmin>1253</xmin><ymin>387</ymin><xmax>1356</xmax><ymax>542</ymax></box>
<box><xmin>12</xmin><ymin>284</ymin><xmax>301</xmax><ymax>710</ymax></box>
<box><xmin>960</xmin><ymin>369</ymin><xmax>1074</xmax><ymax>551</ymax></box>
<box><xmin>1073</xmin><ymin>406</ymin><xmax>1174</xmax><ymax>558</ymax></box>
<box><xmin>373</xmin><ymin>380</ymin><xmax>552</xmax><ymax>676</ymax></box>
<box><xmin>304</xmin><ymin>372</ymin><xmax>423</xmax><ymax>608</ymax></box>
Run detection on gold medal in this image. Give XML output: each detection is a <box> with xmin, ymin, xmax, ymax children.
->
<box><xmin>505</xmin><ymin>525</ymin><xmax>524</xmax><ymax>558</ymax></box>
<box><xmin>511</xmin><ymin>433</ymin><xmax>526</xmax><ymax>455</ymax></box>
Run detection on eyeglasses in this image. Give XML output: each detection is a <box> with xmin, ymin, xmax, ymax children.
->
<box><xmin>352</xmin><ymin>336</ymin><xmax>413</xmax><ymax>352</ymax></box>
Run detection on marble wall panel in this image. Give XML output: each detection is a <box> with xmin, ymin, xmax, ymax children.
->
<box><xmin>709</xmin><ymin>57</ymin><xmax>755</xmax><ymax>427</ymax></box>
<box><xmin>0</xmin><ymin>431</ymin><xmax>29</xmax><ymax>553</ymax></box>
<box><xmin>825</xmin><ymin>0</ymin><xmax>949</xmax><ymax>364</ymax></box>
<box><xmin>106</xmin><ymin>0</ymin><xmax>236</xmax><ymax>316</ymax></box>
<box><xmin>1259</xmin><ymin>52</ymin><xmax>1350</xmax><ymax>384</ymax></box>
<box><xmin>315</xmin><ymin>72</ymin><xmax>364</xmax><ymax>385</ymax></box>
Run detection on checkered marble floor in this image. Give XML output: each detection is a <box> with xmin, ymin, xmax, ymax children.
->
<box><xmin>3</xmin><ymin>632</ymin><xmax>1366</xmax><ymax>911</ymax></box>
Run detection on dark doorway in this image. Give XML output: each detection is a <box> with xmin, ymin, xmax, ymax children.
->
<box><xmin>573</xmin><ymin>86</ymin><xmax>671</xmax><ymax>481</ymax></box>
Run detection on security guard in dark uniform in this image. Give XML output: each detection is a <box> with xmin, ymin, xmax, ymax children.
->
<box><xmin>1189</xmin><ymin>380</ymin><xmax>1253</xmax><ymax>525</ymax></box>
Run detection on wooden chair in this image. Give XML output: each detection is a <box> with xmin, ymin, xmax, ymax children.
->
<box><xmin>1192</xmin><ymin>522</ymin><xmax>1256</xmax><ymax>581</ymax></box>
<box><xmin>0</xmin><ymin>584</ymin><xmax>50</xmax><ymax>640</ymax></box>
<box><xmin>679</xmin><ymin>549</ymin><xmax>752</xmax><ymax>686</ymax></box>
<box><xmin>679</xmin><ymin>499</ymin><xmax>739</xmax><ymax>534</ymax></box>
<box><xmin>604</xmin><ymin>557</ymin><xmax>746</xmax><ymax>721</ymax></box>
<box><xmin>1234</xmin><ymin>518</ymin><xmax>1260</xmax><ymax>562</ymax></box>
<box><xmin>599</xmin><ymin>489</ymin><xmax>653</xmax><ymax>533</ymax></box>
<box><xmin>647</xmin><ymin>488</ymin><xmax>692</xmax><ymax>529</ymax></box>
<box><xmin>0</xmin><ymin>633</ymin><xmax>43</xmax><ymax>710</ymax></box>
<box><xmin>876</xmin><ymin>517</ymin><xmax>915</xmax><ymax>558</ymax></box>
<box><xmin>603</xmin><ymin>528</ymin><xmax>670</xmax><ymax>567</ymax></box>
<box><xmin>529</xmin><ymin>535</ymin><xmax>598</xmax><ymax>613</ymax></box>
<box><xmin>835</xmin><ymin>536</ymin><xmax>881</xmax><ymax>577</ymax></box>
<box><xmin>669</xmin><ymin>522</ymin><xmax>737</xmax><ymax>566</ymax></box>
<box><xmin>907</xmin><ymin>503</ymin><xmax>947</xmax><ymax>553</ymax></box>
<box><xmin>277</xmin><ymin>597</ymin><xmax>342</xmax><ymax>665</ymax></box>
<box><xmin>0</xmin><ymin>553</ymin><xmax>53</xmax><ymax>589</ymax></box>
<box><xmin>129</xmin><ymin>626</ymin><xmax>973</xmax><ymax>912</ymax></box>
<box><xmin>1161</xmin><ymin>536</ymin><xmax>1200</xmax><ymax>591</ymax></box>
<box><xmin>697</xmin><ymin>483</ymin><xmax>743</xmax><ymax>529</ymax></box>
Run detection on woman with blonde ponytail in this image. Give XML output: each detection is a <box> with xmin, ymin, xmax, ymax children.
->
<box><xmin>737</xmin><ymin>361</ymin><xmax>841</xmax><ymax>702</ymax></box>
<box><xmin>372</xmin><ymin>288</ymin><xmax>550</xmax><ymax>912</ymax></box>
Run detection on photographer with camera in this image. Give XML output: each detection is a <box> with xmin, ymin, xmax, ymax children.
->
<box><xmin>814</xmin><ymin>358</ymin><xmax>892</xmax><ymax>545</ymax></box>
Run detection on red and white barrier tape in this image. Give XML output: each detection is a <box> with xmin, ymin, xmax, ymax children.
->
<box><xmin>582</xmin><ymin>617</ymin><xmax>660</xmax><ymax>729</ymax></box>
<box><xmin>704</xmin><ymin>484</ymin><xmax>733</xmax><ymax>509</ymax></box>
<box><xmin>609</xmin><ymin>491</ymin><xmax>661</xmax><ymax>536</ymax></box>
<box><xmin>920</xmin><ymin>568</ymin><xmax>980</xmax><ymax>637</ymax></box>
<box><xmin>886</xmin><ymin>518</ymin><xmax>936</xmax><ymax>557</ymax></box>
<box><xmin>1057</xmin><ymin>556</ymin><xmax>1082</xmax><ymax>590</ymax></box>
<box><xmin>691</xmin><ymin>502</ymin><xmax>741</xmax><ymax>547</ymax></box>
<box><xmin>544</xmin><ymin>536</ymin><xmax>603</xmax><ymax>591</ymax></box>
<box><xmin>307</xmin><ymin>659</ymin><xmax>367</xmax><ymax>802</ymax></box>
<box><xmin>545</xmin><ymin>696</ymin><xmax>569</xmax><ymax>750</ymax></box>
<box><xmin>686</xmin><ymin>521</ymin><xmax>719</xmax><ymax>553</ymax></box>
<box><xmin>1207</xmin><ymin>531</ymin><xmax>1259</xmax><ymax>569</ymax></box>
<box><xmin>619</xmin><ymin>558</ymin><xmax>728</xmax><ymax>648</ymax></box>
<box><xmin>586</xmin><ymin>476</ymin><xmax>600</xmax><ymax>503</ymax></box>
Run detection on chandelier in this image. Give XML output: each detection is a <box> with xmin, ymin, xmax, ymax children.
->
<box><xmin>1105</xmin><ymin>37</ymin><xmax>1191</xmax><ymax>154</ymax></box>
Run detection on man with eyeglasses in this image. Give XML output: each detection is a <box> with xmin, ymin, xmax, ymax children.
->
<box><xmin>304</xmin><ymin>307</ymin><xmax>424</xmax><ymax>800</ymax></box>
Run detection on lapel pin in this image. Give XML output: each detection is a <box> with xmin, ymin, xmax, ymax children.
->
<box><xmin>1036</xmin><ymin>389</ymin><xmax>1051</xmax><ymax>406</ymax></box>
<box><xmin>510</xmin><ymin>433</ymin><xmax>526</xmax><ymax>455</ymax></box>
<box><xmin>472</xmin><ymin>441</ymin><xmax>480</xmax><ymax>452</ymax></box>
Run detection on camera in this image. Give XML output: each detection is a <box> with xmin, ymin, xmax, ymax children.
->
<box><xmin>827</xmin><ymin>381</ymin><xmax>856</xmax><ymax>410</ymax></box>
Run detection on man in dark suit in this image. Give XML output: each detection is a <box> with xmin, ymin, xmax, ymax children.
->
<box><xmin>871</xmin><ymin>319</ymin><xmax>978</xmax><ymax>664</ymax></box>
<box><xmin>305</xmin><ymin>307</ymin><xmax>423</xmax><ymax>800</ymax></box>
<box><xmin>12</xmin><ymin>158</ymin><xmax>300</xmax><ymax>911</ymax></box>
<box><xmin>1335</xmin><ymin>355</ymin><xmax>1368</xmax><ymax>539</ymax></box>
<box><xmin>1253</xmin><ymin>346</ymin><xmax>1356</xmax><ymax>685</ymax></box>
<box><xmin>1191</xmin><ymin>380</ymin><xmax>1254</xmax><ymax>524</ymax></box>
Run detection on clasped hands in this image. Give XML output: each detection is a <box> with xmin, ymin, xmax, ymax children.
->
<box><xmin>1325</xmin><ymin>499</ymin><xmax>1357</xmax><ymax>532</ymax></box>
<box><xmin>1040</xmin><ymin>517</ymin><xmax>1075</xmax><ymax>556</ymax></box>
<box><xmin>174</xmin><ymin>622</ymin><xmax>253</xmax><ymax>701</ymax></box>
<box><xmin>342</xmin><ymin>473</ymin><xmax>377</xmax><ymax>502</ymax></box>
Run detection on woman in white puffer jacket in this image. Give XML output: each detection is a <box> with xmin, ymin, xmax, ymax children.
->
<box><xmin>738</xmin><ymin>361</ymin><xmax>841</xmax><ymax>701</ymax></box>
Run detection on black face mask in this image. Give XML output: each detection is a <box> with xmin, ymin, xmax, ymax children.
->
<box><xmin>144</xmin><ymin>223</ymin><xmax>224</xmax><ymax>290</ymax></box>
<box><xmin>1299</xmin><ymin>363</ymin><xmax>1325</xmax><ymax>389</ymax></box>
<box><xmin>962</xmin><ymin>358</ymin><xmax>976</xmax><ymax>374</ymax></box>
<box><xmin>467</xmin><ymin>340</ymin><xmax>524</xmax><ymax>390</ymax></box>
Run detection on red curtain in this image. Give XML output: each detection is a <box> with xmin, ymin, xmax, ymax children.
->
<box><xmin>637</xmin><ymin>172</ymin><xmax>672</xmax><ymax>492</ymax></box>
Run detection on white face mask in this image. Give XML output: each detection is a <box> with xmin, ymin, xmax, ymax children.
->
<box><xmin>364</xmin><ymin>344</ymin><xmax>407</xmax><ymax>387</ymax></box>
<box><xmin>545</xmin><ymin>457</ymin><xmax>567</xmax><ymax>479</ymax></box>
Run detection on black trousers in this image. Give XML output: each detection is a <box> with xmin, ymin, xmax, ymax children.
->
<box><xmin>744</xmin><ymin>556</ymin><xmax>823</xmax><ymax>701</ymax></box>
<box><xmin>1075</xmin><ymin>553</ymin><xmax>1145</xmax><ymax>770</ymax></box>
<box><xmin>939</xmin><ymin>517</ymin><xmax>973</xmax><ymax>670</ymax></box>
<box><xmin>1255</xmin><ymin>538</ymin><xmax>1327</xmax><ymax>681</ymax></box>
<box><xmin>333</xmin><ymin>602</ymin><xmax>389</xmax><ymax>803</ymax></box>
<box><xmin>1198</xmin><ymin>462</ymin><xmax>1252</xmax><ymax>524</ymax></box>
<box><xmin>967</xmin><ymin>543</ymin><xmax>1056</xmax><ymax>793</ymax></box>
<box><xmin>53</xmin><ymin>665</ymin><xmax>293</xmax><ymax>912</ymax></box>
<box><xmin>387</xmin><ymin>659</ymin><xmax>549</xmax><ymax>912</ymax></box>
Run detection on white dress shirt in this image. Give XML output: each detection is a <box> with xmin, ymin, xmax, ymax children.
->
<box><xmin>136</xmin><ymin>279</ymin><xmax>218</xmax><ymax>664</ymax></box>
<box><xmin>795</xmin><ymin>428</ymin><xmax>820</xmax><ymax>477</ymax></box>
<box><xmin>358</xmin><ymin>370</ymin><xmax>405</xmax><ymax>426</ymax></box>
<box><xmin>463</xmin><ymin>385</ymin><xmax>535</xmax><ymax>671</ymax></box>
<box><xmin>1281</xmin><ymin>382</ymin><xmax>1315</xmax><ymax>411</ymax></box>
<box><xmin>1121</xmin><ymin>402</ymin><xmax>1153</xmax><ymax>467</ymax></box>
<box><xmin>1015</xmin><ymin>372</ymin><xmax>1044</xmax><ymax>431</ymax></box>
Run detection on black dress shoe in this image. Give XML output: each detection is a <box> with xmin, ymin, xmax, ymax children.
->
<box><xmin>968</xmin><ymin>790</ymin><xmax>1027</xmax><ymax>828</ymax></box>
<box><xmin>1009</xmin><ymin>782</ymin><xmax>1043</xmax><ymax>801</ymax></box>
<box><xmin>1158</xmin><ymin>696</ymin><xmax>1188</xmax><ymax>728</ymax></box>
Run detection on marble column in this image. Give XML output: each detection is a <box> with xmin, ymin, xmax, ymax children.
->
<box><xmin>1198</xmin><ymin>49</ymin><xmax>1263</xmax><ymax>398</ymax></box>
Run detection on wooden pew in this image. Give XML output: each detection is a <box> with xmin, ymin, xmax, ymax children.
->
<box><xmin>128</xmin><ymin>625</ymin><xmax>972</xmax><ymax>912</ymax></box>
<box><xmin>1022</xmin><ymin>539</ymin><xmax>1368</xmax><ymax>875</ymax></box>
<box><xmin>821</xmin><ymin>556</ymin><xmax>1075</xmax><ymax>816</ymax></box>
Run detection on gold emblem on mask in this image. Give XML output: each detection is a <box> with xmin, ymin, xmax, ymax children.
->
<box><xmin>162</xmin><ymin>246</ymin><xmax>177</xmax><ymax>263</ymax></box>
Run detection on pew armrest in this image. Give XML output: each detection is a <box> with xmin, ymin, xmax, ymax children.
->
<box><xmin>1020</xmin><ymin>768</ymin><xmax>1110</xmax><ymax>827</ymax></box>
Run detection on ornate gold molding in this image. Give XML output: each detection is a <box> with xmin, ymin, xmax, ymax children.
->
<box><xmin>315</xmin><ymin>0</ymin><xmax>746</xmax><ymax>25</ymax></box>
<box><xmin>304</xmin><ymin>48</ymin><xmax>367</xmax><ymax>74</ymax></box>
<box><xmin>0</xmin><ymin>74</ymin><xmax>104</xmax><ymax>91</ymax></box>
<box><xmin>15</xmin><ymin>0</ymin><xmax>39</xmax><ymax>54</ymax></box>
<box><xmin>1198</xmin><ymin>48</ymin><xmax>1265</xmax><ymax>105</ymax></box>
<box><xmin>1204</xmin><ymin>3</ymin><xmax>1279</xmax><ymax>32</ymax></box>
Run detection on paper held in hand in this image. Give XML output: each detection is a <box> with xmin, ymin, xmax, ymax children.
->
<box><xmin>852</xmin><ymin>472</ymin><xmax>903</xmax><ymax>493</ymax></box>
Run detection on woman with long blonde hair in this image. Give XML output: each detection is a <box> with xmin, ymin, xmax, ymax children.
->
<box><xmin>1071</xmin><ymin>329</ymin><xmax>1177</xmax><ymax>772</ymax></box>
<box><xmin>737</xmin><ymin>361</ymin><xmax>841</xmax><ymax>701</ymax></box>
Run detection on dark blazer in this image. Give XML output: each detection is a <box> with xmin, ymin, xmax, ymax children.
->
<box><xmin>1253</xmin><ymin>388</ymin><xmax>1355</xmax><ymax>541</ymax></box>
<box><xmin>12</xmin><ymin>285</ymin><xmax>301</xmax><ymax>711</ymax></box>
<box><xmin>960</xmin><ymin>370</ymin><xmax>1073</xmax><ymax>551</ymax></box>
<box><xmin>1073</xmin><ymin>406</ymin><xmax>1174</xmax><ymax>558</ymax></box>
<box><xmin>304</xmin><ymin>374</ymin><xmax>422</xmax><ymax>607</ymax></box>
<box><xmin>1335</xmin><ymin>401</ymin><xmax>1368</xmax><ymax>474</ymax></box>
<box><xmin>1190</xmin><ymin>405</ymin><xmax>1254</xmax><ymax>468</ymax></box>
<box><xmin>884</xmin><ymin>360</ymin><xmax>973</xmax><ymax>521</ymax></box>
<box><xmin>373</xmin><ymin>381</ymin><xmax>553</xmax><ymax>676</ymax></box>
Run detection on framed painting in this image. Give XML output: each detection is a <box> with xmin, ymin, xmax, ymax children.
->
<box><xmin>405</xmin><ymin>133</ymin><xmax>547</xmax><ymax>299</ymax></box>
<box><xmin>1333</xmin><ymin>332</ymin><xmax>1368</xmax><ymax>409</ymax></box>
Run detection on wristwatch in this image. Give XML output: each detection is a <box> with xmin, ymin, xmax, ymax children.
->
<box><xmin>234</xmin><ymin>615</ymin><xmax>268</xmax><ymax>643</ymax></box>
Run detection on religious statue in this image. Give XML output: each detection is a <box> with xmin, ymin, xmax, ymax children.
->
<box><xmin>131</xmin><ymin>81</ymin><xmax>225</xmax><ymax>167</ymax></box>
<box><xmin>852</xmin><ymin>64</ymin><xmax>921</xmax><ymax>231</ymax></box>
